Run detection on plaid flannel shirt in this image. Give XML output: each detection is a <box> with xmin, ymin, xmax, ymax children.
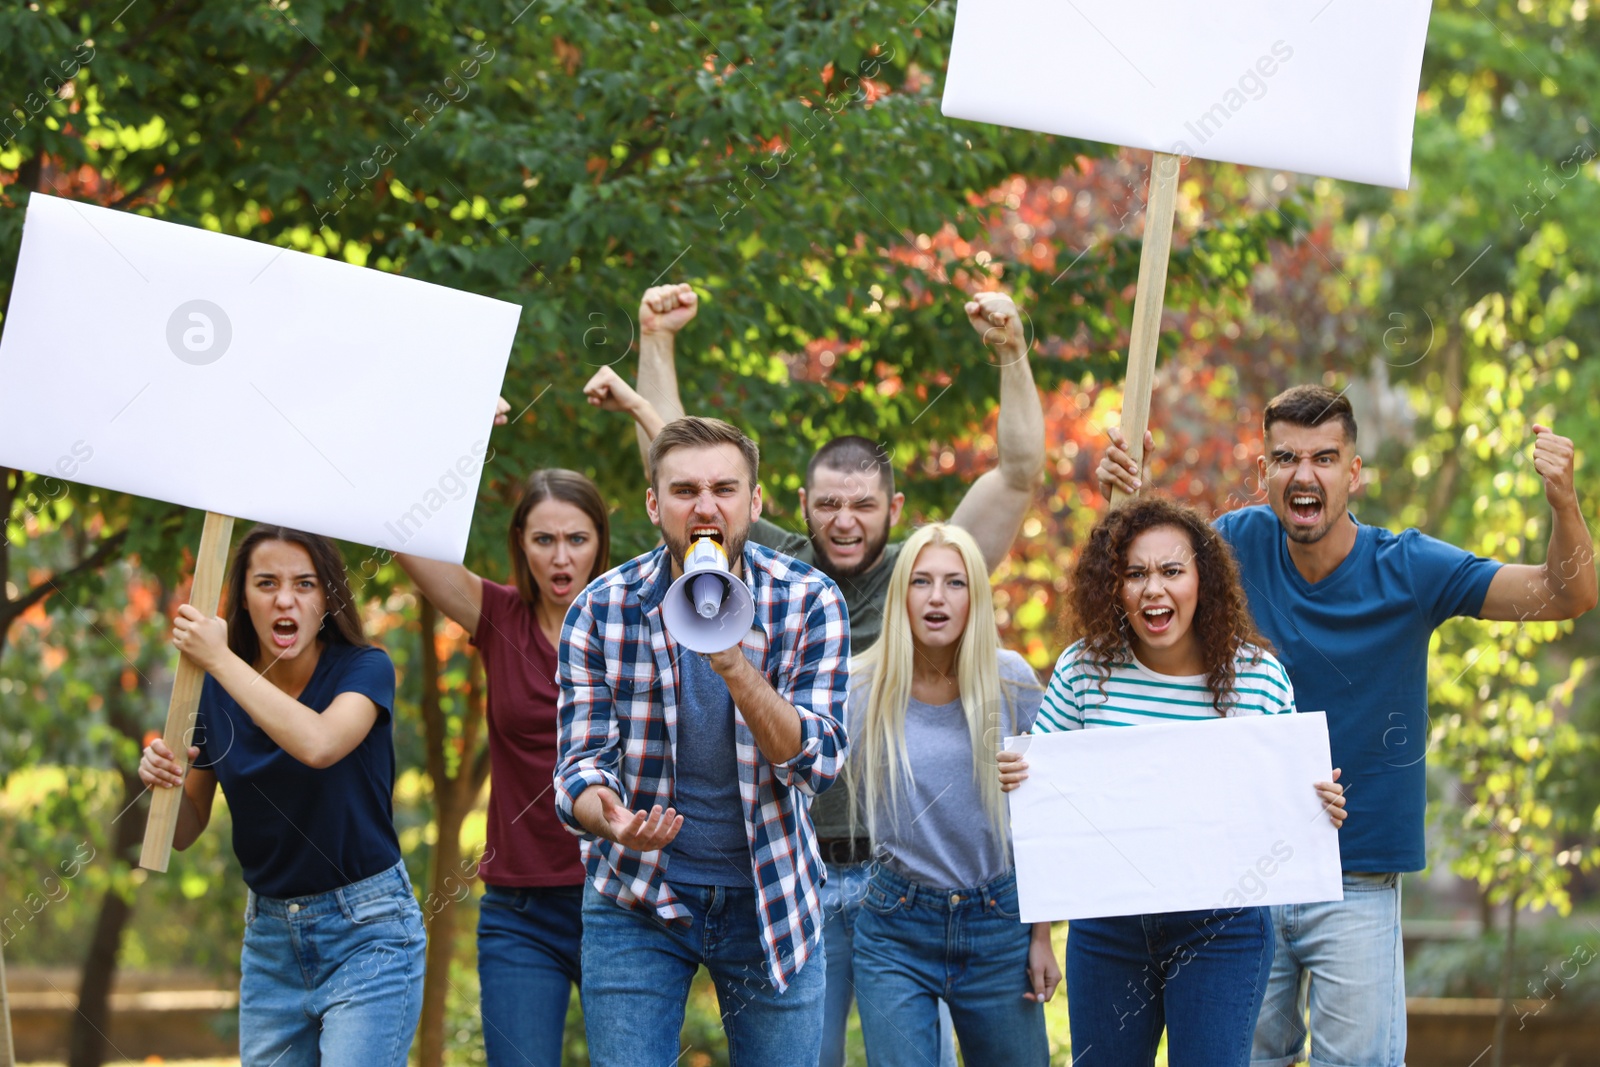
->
<box><xmin>555</xmin><ymin>542</ymin><xmax>850</xmax><ymax>991</ymax></box>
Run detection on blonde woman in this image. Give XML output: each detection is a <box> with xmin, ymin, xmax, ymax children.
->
<box><xmin>849</xmin><ymin>524</ymin><xmax>1057</xmax><ymax>1067</ymax></box>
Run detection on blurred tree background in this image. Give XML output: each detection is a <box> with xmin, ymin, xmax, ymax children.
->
<box><xmin>1</xmin><ymin>0</ymin><xmax>1598</xmax><ymax>1065</ymax></box>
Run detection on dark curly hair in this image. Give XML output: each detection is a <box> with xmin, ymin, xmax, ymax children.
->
<box><xmin>1065</xmin><ymin>496</ymin><xmax>1270</xmax><ymax>715</ymax></box>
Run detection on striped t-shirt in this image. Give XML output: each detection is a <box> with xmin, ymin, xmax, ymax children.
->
<box><xmin>1036</xmin><ymin>641</ymin><xmax>1295</xmax><ymax>732</ymax></box>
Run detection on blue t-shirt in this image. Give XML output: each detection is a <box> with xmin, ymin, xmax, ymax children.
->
<box><xmin>664</xmin><ymin>652</ymin><xmax>753</xmax><ymax>887</ymax></box>
<box><xmin>1213</xmin><ymin>505</ymin><xmax>1501</xmax><ymax>873</ymax></box>
<box><xmin>194</xmin><ymin>641</ymin><xmax>400</xmax><ymax>898</ymax></box>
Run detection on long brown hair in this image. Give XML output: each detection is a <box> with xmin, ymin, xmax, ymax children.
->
<box><xmin>1065</xmin><ymin>496</ymin><xmax>1268</xmax><ymax>715</ymax></box>
<box><xmin>507</xmin><ymin>469</ymin><xmax>611</xmax><ymax>606</ymax></box>
<box><xmin>225</xmin><ymin>525</ymin><xmax>369</xmax><ymax>665</ymax></box>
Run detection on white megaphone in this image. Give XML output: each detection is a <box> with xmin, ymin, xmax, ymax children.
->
<box><xmin>661</xmin><ymin>537</ymin><xmax>756</xmax><ymax>653</ymax></box>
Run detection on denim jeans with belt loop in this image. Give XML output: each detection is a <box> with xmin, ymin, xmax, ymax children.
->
<box><xmin>476</xmin><ymin>883</ymin><xmax>584</xmax><ymax>1066</ymax></box>
<box><xmin>852</xmin><ymin>866</ymin><xmax>1049</xmax><ymax>1067</ymax></box>
<box><xmin>1251</xmin><ymin>872</ymin><xmax>1406</xmax><ymax>1067</ymax></box>
<box><xmin>239</xmin><ymin>859</ymin><xmax>426</xmax><ymax>1067</ymax></box>
<box><xmin>580</xmin><ymin>880</ymin><xmax>827</xmax><ymax>1067</ymax></box>
<box><xmin>820</xmin><ymin>860</ymin><xmax>959</xmax><ymax>1067</ymax></box>
<box><xmin>1067</xmin><ymin>904</ymin><xmax>1273</xmax><ymax>1067</ymax></box>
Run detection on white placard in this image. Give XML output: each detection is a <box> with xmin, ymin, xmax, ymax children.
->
<box><xmin>943</xmin><ymin>0</ymin><xmax>1434</xmax><ymax>189</ymax></box>
<box><xmin>1006</xmin><ymin>713</ymin><xmax>1343</xmax><ymax>921</ymax></box>
<box><xmin>0</xmin><ymin>194</ymin><xmax>520</xmax><ymax>562</ymax></box>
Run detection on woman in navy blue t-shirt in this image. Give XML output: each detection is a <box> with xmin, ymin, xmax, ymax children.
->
<box><xmin>139</xmin><ymin>524</ymin><xmax>423</xmax><ymax>1067</ymax></box>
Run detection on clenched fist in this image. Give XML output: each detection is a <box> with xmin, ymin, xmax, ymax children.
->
<box><xmin>640</xmin><ymin>283</ymin><xmax>698</xmax><ymax>336</ymax></box>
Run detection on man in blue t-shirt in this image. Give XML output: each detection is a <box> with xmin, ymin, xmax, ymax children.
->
<box><xmin>1098</xmin><ymin>384</ymin><xmax>1596</xmax><ymax>1067</ymax></box>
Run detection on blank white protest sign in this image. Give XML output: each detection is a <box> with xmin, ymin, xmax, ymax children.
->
<box><xmin>943</xmin><ymin>0</ymin><xmax>1434</xmax><ymax>188</ymax></box>
<box><xmin>1006</xmin><ymin>712</ymin><xmax>1343</xmax><ymax>922</ymax></box>
<box><xmin>0</xmin><ymin>194</ymin><xmax>520</xmax><ymax>562</ymax></box>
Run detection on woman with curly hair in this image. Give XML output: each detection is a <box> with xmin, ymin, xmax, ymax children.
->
<box><xmin>998</xmin><ymin>496</ymin><xmax>1346</xmax><ymax>1067</ymax></box>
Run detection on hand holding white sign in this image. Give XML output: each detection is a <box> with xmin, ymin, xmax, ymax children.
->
<box><xmin>1004</xmin><ymin>713</ymin><xmax>1344</xmax><ymax>922</ymax></box>
<box><xmin>0</xmin><ymin>194</ymin><xmax>522</xmax><ymax>870</ymax></box>
<box><xmin>942</xmin><ymin>0</ymin><xmax>1434</xmax><ymax>502</ymax></box>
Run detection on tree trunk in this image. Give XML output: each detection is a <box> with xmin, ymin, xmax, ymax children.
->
<box><xmin>1491</xmin><ymin>899</ymin><xmax>1518</xmax><ymax>1067</ymax></box>
<box><xmin>66</xmin><ymin>891</ymin><xmax>132</xmax><ymax>1067</ymax></box>
<box><xmin>414</xmin><ymin>597</ymin><xmax>490</xmax><ymax>1067</ymax></box>
<box><xmin>418</xmin><ymin>808</ymin><xmax>467</xmax><ymax>1067</ymax></box>
<box><xmin>68</xmin><ymin>680</ymin><xmax>153</xmax><ymax>1067</ymax></box>
<box><xmin>1423</xmin><ymin>336</ymin><xmax>1465</xmax><ymax>534</ymax></box>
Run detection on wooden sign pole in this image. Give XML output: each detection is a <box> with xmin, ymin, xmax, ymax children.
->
<box><xmin>0</xmin><ymin>935</ymin><xmax>14</xmax><ymax>1067</ymax></box>
<box><xmin>1109</xmin><ymin>150</ymin><xmax>1183</xmax><ymax>508</ymax></box>
<box><xmin>140</xmin><ymin>510</ymin><xmax>235</xmax><ymax>872</ymax></box>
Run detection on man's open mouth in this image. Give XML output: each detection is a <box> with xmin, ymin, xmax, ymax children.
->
<box><xmin>1287</xmin><ymin>491</ymin><xmax>1324</xmax><ymax>525</ymax></box>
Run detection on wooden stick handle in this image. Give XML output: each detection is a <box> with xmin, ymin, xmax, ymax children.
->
<box><xmin>1110</xmin><ymin>151</ymin><xmax>1182</xmax><ymax>508</ymax></box>
<box><xmin>140</xmin><ymin>510</ymin><xmax>235</xmax><ymax>873</ymax></box>
<box><xmin>0</xmin><ymin>935</ymin><xmax>14</xmax><ymax>1067</ymax></box>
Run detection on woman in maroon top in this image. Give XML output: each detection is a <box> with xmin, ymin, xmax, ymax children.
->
<box><xmin>398</xmin><ymin>469</ymin><xmax>609</xmax><ymax>1067</ymax></box>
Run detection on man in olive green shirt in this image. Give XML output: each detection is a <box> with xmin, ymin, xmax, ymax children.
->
<box><xmin>582</xmin><ymin>281</ymin><xmax>1045</xmax><ymax>1067</ymax></box>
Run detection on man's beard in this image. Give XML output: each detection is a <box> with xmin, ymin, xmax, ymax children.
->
<box><xmin>806</xmin><ymin>521</ymin><xmax>891</xmax><ymax>581</ymax></box>
<box><xmin>664</xmin><ymin>527</ymin><xmax>748</xmax><ymax>574</ymax></box>
<box><xmin>1279</xmin><ymin>485</ymin><xmax>1337</xmax><ymax>544</ymax></box>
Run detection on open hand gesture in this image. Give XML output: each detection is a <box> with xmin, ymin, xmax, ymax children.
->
<box><xmin>600</xmin><ymin>790</ymin><xmax>683</xmax><ymax>851</ymax></box>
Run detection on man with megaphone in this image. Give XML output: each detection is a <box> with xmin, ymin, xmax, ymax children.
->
<box><xmin>585</xmin><ymin>283</ymin><xmax>1044</xmax><ymax>1067</ymax></box>
<box><xmin>554</xmin><ymin>416</ymin><xmax>851</xmax><ymax>1067</ymax></box>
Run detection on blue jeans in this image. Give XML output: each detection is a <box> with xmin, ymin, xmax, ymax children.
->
<box><xmin>853</xmin><ymin>867</ymin><xmax>1049</xmax><ymax>1067</ymax></box>
<box><xmin>821</xmin><ymin>862</ymin><xmax>958</xmax><ymax>1067</ymax></box>
<box><xmin>477</xmin><ymin>883</ymin><xmax>583</xmax><ymax>1067</ymax></box>
<box><xmin>580</xmin><ymin>881</ymin><xmax>826</xmax><ymax>1067</ymax></box>
<box><xmin>1252</xmin><ymin>873</ymin><xmax>1405</xmax><ymax>1067</ymax></box>
<box><xmin>1067</xmin><ymin>905</ymin><xmax>1273</xmax><ymax>1067</ymax></box>
<box><xmin>239</xmin><ymin>860</ymin><xmax>426</xmax><ymax>1067</ymax></box>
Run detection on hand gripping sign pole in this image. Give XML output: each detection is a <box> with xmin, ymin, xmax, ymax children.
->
<box><xmin>941</xmin><ymin>0</ymin><xmax>1434</xmax><ymax>504</ymax></box>
<box><xmin>138</xmin><ymin>510</ymin><xmax>234</xmax><ymax>872</ymax></box>
<box><xmin>1109</xmin><ymin>151</ymin><xmax>1181</xmax><ymax>508</ymax></box>
<box><xmin>0</xmin><ymin>194</ymin><xmax>522</xmax><ymax>873</ymax></box>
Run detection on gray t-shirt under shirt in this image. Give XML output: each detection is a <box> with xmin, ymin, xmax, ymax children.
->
<box><xmin>749</xmin><ymin>518</ymin><xmax>904</xmax><ymax>839</ymax></box>
<box><xmin>664</xmin><ymin>651</ymin><xmax>753</xmax><ymax>887</ymax></box>
<box><xmin>850</xmin><ymin>649</ymin><xmax>1042</xmax><ymax>890</ymax></box>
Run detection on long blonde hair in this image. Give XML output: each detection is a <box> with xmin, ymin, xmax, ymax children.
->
<box><xmin>849</xmin><ymin>523</ymin><xmax>1035</xmax><ymax>844</ymax></box>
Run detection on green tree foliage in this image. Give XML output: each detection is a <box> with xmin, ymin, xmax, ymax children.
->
<box><xmin>6</xmin><ymin>0</ymin><xmax>1599</xmax><ymax>1063</ymax></box>
<box><xmin>1331</xmin><ymin>0</ymin><xmax>1600</xmax><ymax>915</ymax></box>
<box><xmin>0</xmin><ymin>3</ymin><xmax>1284</xmax><ymax>1063</ymax></box>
